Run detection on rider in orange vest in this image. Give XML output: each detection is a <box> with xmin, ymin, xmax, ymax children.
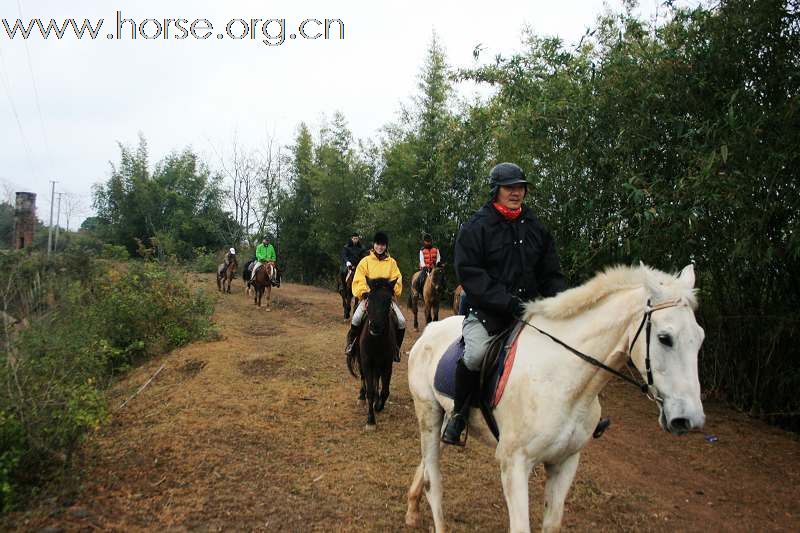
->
<box><xmin>415</xmin><ymin>233</ymin><xmax>441</xmax><ymax>293</ymax></box>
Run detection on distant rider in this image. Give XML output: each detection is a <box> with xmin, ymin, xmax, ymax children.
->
<box><xmin>415</xmin><ymin>233</ymin><xmax>441</xmax><ymax>293</ymax></box>
<box><xmin>251</xmin><ymin>236</ymin><xmax>277</xmax><ymax>284</ymax></box>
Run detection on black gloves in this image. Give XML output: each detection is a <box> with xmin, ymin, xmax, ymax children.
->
<box><xmin>510</xmin><ymin>296</ymin><xmax>527</xmax><ymax>319</ymax></box>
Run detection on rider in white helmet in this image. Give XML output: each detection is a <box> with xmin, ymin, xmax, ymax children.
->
<box><xmin>225</xmin><ymin>247</ymin><xmax>236</xmax><ymax>266</ymax></box>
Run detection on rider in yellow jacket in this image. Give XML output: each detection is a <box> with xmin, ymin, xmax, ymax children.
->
<box><xmin>346</xmin><ymin>231</ymin><xmax>406</xmax><ymax>362</ymax></box>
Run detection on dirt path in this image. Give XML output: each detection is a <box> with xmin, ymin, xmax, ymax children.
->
<box><xmin>10</xmin><ymin>275</ymin><xmax>800</xmax><ymax>531</ymax></box>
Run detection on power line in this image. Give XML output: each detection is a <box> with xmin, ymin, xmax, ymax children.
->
<box><xmin>16</xmin><ymin>0</ymin><xmax>53</xmax><ymax>167</ymax></box>
<box><xmin>0</xmin><ymin>43</ymin><xmax>39</xmax><ymax>180</ymax></box>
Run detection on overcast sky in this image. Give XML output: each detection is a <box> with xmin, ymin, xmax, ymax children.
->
<box><xmin>0</xmin><ymin>0</ymin><xmax>667</xmax><ymax>228</ymax></box>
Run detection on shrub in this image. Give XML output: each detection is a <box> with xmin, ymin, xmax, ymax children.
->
<box><xmin>0</xmin><ymin>252</ymin><xmax>214</xmax><ymax>510</ymax></box>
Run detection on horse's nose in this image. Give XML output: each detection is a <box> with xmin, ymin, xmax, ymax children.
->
<box><xmin>668</xmin><ymin>417</ymin><xmax>691</xmax><ymax>435</ymax></box>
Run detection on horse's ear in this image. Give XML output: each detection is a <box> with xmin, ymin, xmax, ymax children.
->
<box><xmin>366</xmin><ymin>277</ymin><xmax>373</xmax><ymax>289</ymax></box>
<box><xmin>439</xmin><ymin>262</ymin><xmax>447</xmax><ymax>269</ymax></box>
<box><xmin>678</xmin><ymin>264</ymin><xmax>695</xmax><ymax>288</ymax></box>
<box><xmin>389</xmin><ymin>279</ymin><xmax>397</xmax><ymax>288</ymax></box>
<box><xmin>643</xmin><ymin>268</ymin><xmax>665</xmax><ymax>301</ymax></box>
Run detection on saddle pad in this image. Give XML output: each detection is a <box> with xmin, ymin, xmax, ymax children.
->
<box><xmin>433</xmin><ymin>330</ymin><xmax>522</xmax><ymax>408</ymax></box>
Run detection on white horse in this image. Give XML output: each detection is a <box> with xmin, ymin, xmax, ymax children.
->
<box><xmin>406</xmin><ymin>264</ymin><xmax>705</xmax><ymax>533</ymax></box>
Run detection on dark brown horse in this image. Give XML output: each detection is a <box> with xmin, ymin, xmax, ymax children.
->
<box><xmin>409</xmin><ymin>265</ymin><xmax>446</xmax><ymax>330</ymax></box>
<box><xmin>216</xmin><ymin>258</ymin><xmax>237</xmax><ymax>293</ymax></box>
<box><xmin>251</xmin><ymin>262</ymin><xmax>275</xmax><ymax>310</ymax></box>
<box><xmin>346</xmin><ymin>278</ymin><xmax>397</xmax><ymax>430</ymax></box>
<box><xmin>338</xmin><ymin>265</ymin><xmax>359</xmax><ymax>320</ymax></box>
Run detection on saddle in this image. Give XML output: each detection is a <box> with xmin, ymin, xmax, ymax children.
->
<box><xmin>433</xmin><ymin>321</ymin><xmax>525</xmax><ymax>440</ymax></box>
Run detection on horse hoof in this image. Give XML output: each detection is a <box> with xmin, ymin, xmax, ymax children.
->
<box><xmin>405</xmin><ymin>511</ymin><xmax>422</xmax><ymax>528</ymax></box>
<box><xmin>364</xmin><ymin>423</ymin><xmax>376</xmax><ymax>431</ymax></box>
<box><xmin>375</xmin><ymin>402</ymin><xmax>385</xmax><ymax>413</ymax></box>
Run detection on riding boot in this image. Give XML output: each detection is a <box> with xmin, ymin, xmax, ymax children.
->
<box><xmin>345</xmin><ymin>324</ymin><xmax>360</xmax><ymax>356</ymax></box>
<box><xmin>441</xmin><ymin>358</ymin><xmax>479</xmax><ymax>445</ymax></box>
<box><xmin>393</xmin><ymin>328</ymin><xmax>405</xmax><ymax>363</ymax></box>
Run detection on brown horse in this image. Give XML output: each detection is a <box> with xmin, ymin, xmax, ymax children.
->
<box><xmin>216</xmin><ymin>258</ymin><xmax>237</xmax><ymax>293</ymax></box>
<box><xmin>346</xmin><ymin>278</ymin><xmax>397</xmax><ymax>430</ymax></box>
<box><xmin>338</xmin><ymin>265</ymin><xmax>359</xmax><ymax>320</ymax></box>
<box><xmin>452</xmin><ymin>284</ymin><xmax>464</xmax><ymax>315</ymax></box>
<box><xmin>251</xmin><ymin>262</ymin><xmax>275</xmax><ymax>310</ymax></box>
<box><xmin>409</xmin><ymin>265</ymin><xmax>446</xmax><ymax>330</ymax></box>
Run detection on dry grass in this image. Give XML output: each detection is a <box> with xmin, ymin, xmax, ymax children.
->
<box><xmin>5</xmin><ymin>274</ymin><xmax>800</xmax><ymax>531</ymax></box>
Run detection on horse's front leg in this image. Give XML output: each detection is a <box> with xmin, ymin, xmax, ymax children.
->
<box><xmin>424</xmin><ymin>301</ymin><xmax>432</xmax><ymax>324</ymax></box>
<box><xmin>412</xmin><ymin>296</ymin><xmax>419</xmax><ymax>330</ymax></box>
<box><xmin>365</xmin><ymin>373</ymin><xmax>377</xmax><ymax>430</ymax></box>
<box><xmin>375</xmin><ymin>365</ymin><xmax>392</xmax><ymax>412</ymax></box>
<box><xmin>433</xmin><ymin>302</ymin><xmax>439</xmax><ymax>321</ymax></box>
<box><xmin>500</xmin><ymin>453</ymin><xmax>534</xmax><ymax>533</ymax></box>
<box><xmin>542</xmin><ymin>453</ymin><xmax>580</xmax><ymax>533</ymax></box>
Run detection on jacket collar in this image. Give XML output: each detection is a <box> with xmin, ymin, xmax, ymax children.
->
<box><xmin>370</xmin><ymin>249</ymin><xmax>391</xmax><ymax>260</ymax></box>
<box><xmin>481</xmin><ymin>201</ymin><xmax>534</xmax><ymax>225</ymax></box>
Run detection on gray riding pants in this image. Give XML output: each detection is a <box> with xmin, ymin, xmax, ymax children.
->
<box><xmin>462</xmin><ymin>313</ymin><xmax>500</xmax><ymax>371</ymax></box>
<box><xmin>351</xmin><ymin>300</ymin><xmax>407</xmax><ymax>330</ymax></box>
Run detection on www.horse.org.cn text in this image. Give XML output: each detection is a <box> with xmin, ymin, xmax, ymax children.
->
<box><xmin>1</xmin><ymin>11</ymin><xmax>345</xmax><ymax>46</ymax></box>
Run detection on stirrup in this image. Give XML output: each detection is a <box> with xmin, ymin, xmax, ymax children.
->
<box><xmin>593</xmin><ymin>417</ymin><xmax>611</xmax><ymax>439</ymax></box>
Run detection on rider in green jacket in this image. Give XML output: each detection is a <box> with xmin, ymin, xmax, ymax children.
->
<box><xmin>251</xmin><ymin>237</ymin><xmax>277</xmax><ymax>283</ymax></box>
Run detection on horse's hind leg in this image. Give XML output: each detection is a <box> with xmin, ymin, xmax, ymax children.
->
<box><xmin>542</xmin><ymin>453</ymin><xmax>580</xmax><ymax>533</ymax></box>
<box><xmin>405</xmin><ymin>461</ymin><xmax>425</xmax><ymax>528</ymax></box>
<box><xmin>408</xmin><ymin>400</ymin><xmax>445</xmax><ymax>531</ymax></box>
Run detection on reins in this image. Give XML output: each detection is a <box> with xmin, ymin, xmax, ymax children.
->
<box><xmin>520</xmin><ymin>297</ymin><xmax>682</xmax><ymax>399</ymax></box>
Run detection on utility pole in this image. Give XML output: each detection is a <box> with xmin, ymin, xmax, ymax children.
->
<box><xmin>47</xmin><ymin>180</ymin><xmax>57</xmax><ymax>257</ymax></box>
<box><xmin>54</xmin><ymin>192</ymin><xmax>63</xmax><ymax>252</ymax></box>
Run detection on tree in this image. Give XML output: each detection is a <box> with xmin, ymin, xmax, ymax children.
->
<box><xmin>92</xmin><ymin>135</ymin><xmax>233</xmax><ymax>259</ymax></box>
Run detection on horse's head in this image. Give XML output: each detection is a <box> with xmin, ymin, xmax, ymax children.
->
<box><xmin>431</xmin><ymin>264</ymin><xmax>446</xmax><ymax>295</ymax></box>
<box><xmin>365</xmin><ymin>277</ymin><xmax>396</xmax><ymax>336</ymax></box>
<box><xmin>631</xmin><ymin>264</ymin><xmax>705</xmax><ymax>435</ymax></box>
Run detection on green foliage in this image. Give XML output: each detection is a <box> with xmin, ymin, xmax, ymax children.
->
<box><xmin>0</xmin><ymin>202</ymin><xmax>14</xmax><ymax>249</ymax></box>
<box><xmin>91</xmin><ymin>135</ymin><xmax>236</xmax><ymax>260</ymax></box>
<box><xmin>0</xmin><ymin>250</ymin><xmax>214</xmax><ymax>510</ymax></box>
<box><xmin>99</xmin><ymin>243</ymin><xmax>130</xmax><ymax>261</ymax></box>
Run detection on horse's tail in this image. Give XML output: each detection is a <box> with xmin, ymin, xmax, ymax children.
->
<box><xmin>346</xmin><ymin>348</ymin><xmax>360</xmax><ymax>378</ymax></box>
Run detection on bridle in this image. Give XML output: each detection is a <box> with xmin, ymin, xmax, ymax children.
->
<box><xmin>521</xmin><ymin>297</ymin><xmax>683</xmax><ymax>402</ymax></box>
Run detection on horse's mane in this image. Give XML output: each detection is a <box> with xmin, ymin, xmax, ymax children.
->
<box><xmin>524</xmin><ymin>264</ymin><xmax>698</xmax><ymax>321</ymax></box>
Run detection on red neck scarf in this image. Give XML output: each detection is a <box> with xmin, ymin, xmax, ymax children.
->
<box><xmin>493</xmin><ymin>202</ymin><xmax>522</xmax><ymax>221</ymax></box>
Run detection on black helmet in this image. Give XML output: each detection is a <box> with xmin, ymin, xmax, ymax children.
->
<box><xmin>422</xmin><ymin>233</ymin><xmax>432</xmax><ymax>242</ymax></box>
<box><xmin>351</xmin><ymin>231</ymin><xmax>360</xmax><ymax>238</ymax></box>
<box><xmin>373</xmin><ymin>231</ymin><xmax>389</xmax><ymax>245</ymax></box>
<box><xmin>489</xmin><ymin>162</ymin><xmax>529</xmax><ymax>189</ymax></box>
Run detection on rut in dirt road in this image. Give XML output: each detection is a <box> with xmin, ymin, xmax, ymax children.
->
<box><xmin>8</xmin><ymin>276</ymin><xmax>800</xmax><ymax>532</ymax></box>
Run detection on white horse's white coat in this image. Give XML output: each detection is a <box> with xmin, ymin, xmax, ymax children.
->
<box><xmin>406</xmin><ymin>264</ymin><xmax>705</xmax><ymax>533</ymax></box>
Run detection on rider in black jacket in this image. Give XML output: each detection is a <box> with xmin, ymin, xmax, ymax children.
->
<box><xmin>341</xmin><ymin>232</ymin><xmax>366</xmax><ymax>273</ymax></box>
<box><xmin>442</xmin><ymin>162</ymin><xmax>567</xmax><ymax>445</ymax></box>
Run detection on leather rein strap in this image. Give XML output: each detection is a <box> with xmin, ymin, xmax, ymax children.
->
<box><xmin>521</xmin><ymin>298</ymin><xmax>682</xmax><ymax>397</ymax></box>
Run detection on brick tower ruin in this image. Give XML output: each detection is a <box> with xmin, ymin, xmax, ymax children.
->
<box><xmin>13</xmin><ymin>192</ymin><xmax>36</xmax><ymax>249</ymax></box>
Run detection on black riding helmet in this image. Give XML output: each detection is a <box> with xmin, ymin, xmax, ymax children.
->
<box><xmin>422</xmin><ymin>233</ymin><xmax>432</xmax><ymax>242</ymax></box>
<box><xmin>489</xmin><ymin>162</ymin><xmax>529</xmax><ymax>198</ymax></box>
<box><xmin>373</xmin><ymin>231</ymin><xmax>389</xmax><ymax>245</ymax></box>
